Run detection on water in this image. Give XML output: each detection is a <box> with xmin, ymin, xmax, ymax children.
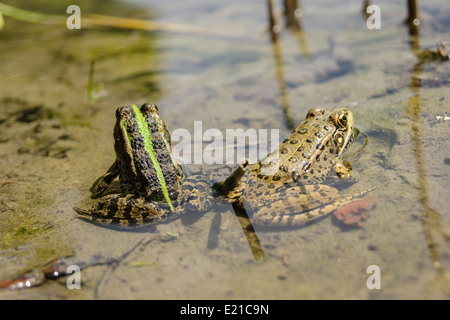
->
<box><xmin>0</xmin><ymin>0</ymin><xmax>449</xmax><ymax>299</ymax></box>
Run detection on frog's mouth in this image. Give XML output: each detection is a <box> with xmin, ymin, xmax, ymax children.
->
<box><xmin>345</xmin><ymin>127</ymin><xmax>360</xmax><ymax>150</ymax></box>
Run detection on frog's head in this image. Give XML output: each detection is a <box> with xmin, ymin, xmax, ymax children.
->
<box><xmin>115</xmin><ymin>103</ymin><xmax>160</xmax><ymax>125</ymax></box>
<box><xmin>328</xmin><ymin>108</ymin><xmax>355</xmax><ymax>156</ymax></box>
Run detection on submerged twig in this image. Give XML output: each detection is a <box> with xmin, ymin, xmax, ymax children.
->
<box><xmin>405</xmin><ymin>17</ymin><xmax>450</xmax><ymax>296</ymax></box>
<box><xmin>95</xmin><ymin>234</ymin><xmax>153</xmax><ymax>298</ymax></box>
<box><xmin>83</xmin><ymin>13</ymin><xmax>209</xmax><ymax>35</ymax></box>
<box><xmin>233</xmin><ymin>202</ymin><xmax>266</xmax><ymax>260</ymax></box>
<box><xmin>0</xmin><ymin>2</ymin><xmax>234</xmax><ymax>38</ymax></box>
<box><xmin>87</xmin><ymin>60</ymin><xmax>95</xmax><ymax>103</ymax></box>
<box><xmin>0</xmin><ymin>9</ymin><xmax>4</xmax><ymax>30</ymax></box>
<box><xmin>271</xmin><ymin>37</ymin><xmax>295</xmax><ymax>131</ymax></box>
<box><xmin>405</xmin><ymin>0</ymin><xmax>419</xmax><ymax>25</ymax></box>
<box><xmin>0</xmin><ymin>3</ymin><xmax>63</xmax><ymax>25</ymax></box>
<box><xmin>87</xmin><ymin>60</ymin><xmax>104</xmax><ymax>103</ymax></box>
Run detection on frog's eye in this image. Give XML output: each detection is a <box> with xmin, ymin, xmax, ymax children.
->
<box><xmin>337</xmin><ymin>113</ymin><xmax>348</xmax><ymax>127</ymax></box>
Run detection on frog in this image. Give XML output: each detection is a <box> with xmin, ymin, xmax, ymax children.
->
<box><xmin>74</xmin><ymin>103</ymin><xmax>213</xmax><ymax>226</ymax></box>
<box><xmin>213</xmin><ymin>107</ymin><xmax>373</xmax><ymax>227</ymax></box>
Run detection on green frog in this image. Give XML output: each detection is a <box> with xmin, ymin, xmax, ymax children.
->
<box><xmin>74</xmin><ymin>103</ymin><xmax>213</xmax><ymax>226</ymax></box>
<box><xmin>214</xmin><ymin>107</ymin><xmax>373</xmax><ymax>227</ymax></box>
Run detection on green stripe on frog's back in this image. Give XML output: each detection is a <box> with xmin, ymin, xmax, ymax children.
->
<box><xmin>131</xmin><ymin>104</ymin><xmax>175</xmax><ymax>212</ymax></box>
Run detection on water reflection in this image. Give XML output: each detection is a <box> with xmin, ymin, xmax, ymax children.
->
<box><xmin>405</xmin><ymin>3</ymin><xmax>450</xmax><ymax>296</ymax></box>
<box><xmin>213</xmin><ymin>0</ymin><xmax>312</xmax><ymax>260</ymax></box>
<box><xmin>267</xmin><ymin>0</ymin><xmax>309</xmax><ymax>131</ymax></box>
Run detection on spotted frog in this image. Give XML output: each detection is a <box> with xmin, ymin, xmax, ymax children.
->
<box><xmin>214</xmin><ymin>107</ymin><xmax>373</xmax><ymax>227</ymax></box>
<box><xmin>74</xmin><ymin>103</ymin><xmax>213</xmax><ymax>226</ymax></box>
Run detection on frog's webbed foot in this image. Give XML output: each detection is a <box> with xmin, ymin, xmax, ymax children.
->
<box><xmin>74</xmin><ymin>194</ymin><xmax>167</xmax><ymax>226</ymax></box>
<box><xmin>90</xmin><ymin>161</ymin><xmax>120</xmax><ymax>198</ymax></box>
<box><xmin>182</xmin><ymin>175</ymin><xmax>214</xmax><ymax>213</ymax></box>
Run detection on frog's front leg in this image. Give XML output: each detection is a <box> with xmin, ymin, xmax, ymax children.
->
<box><xmin>333</xmin><ymin>160</ymin><xmax>352</xmax><ymax>179</ymax></box>
<box><xmin>89</xmin><ymin>160</ymin><xmax>120</xmax><ymax>197</ymax></box>
<box><xmin>74</xmin><ymin>194</ymin><xmax>169</xmax><ymax>226</ymax></box>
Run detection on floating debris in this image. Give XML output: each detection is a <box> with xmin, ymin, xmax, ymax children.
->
<box><xmin>0</xmin><ymin>270</ymin><xmax>45</xmax><ymax>290</ymax></box>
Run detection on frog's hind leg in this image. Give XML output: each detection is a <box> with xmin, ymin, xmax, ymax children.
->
<box><xmin>74</xmin><ymin>194</ymin><xmax>166</xmax><ymax>226</ymax></box>
<box><xmin>252</xmin><ymin>187</ymin><xmax>375</xmax><ymax>227</ymax></box>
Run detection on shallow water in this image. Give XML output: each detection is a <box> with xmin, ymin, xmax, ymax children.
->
<box><xmin>0</xmin><ymin>0</ymin><xmax>449</xmax><ymax>299</ymax></box>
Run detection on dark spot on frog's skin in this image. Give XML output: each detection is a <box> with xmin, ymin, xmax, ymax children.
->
<box><xmin>319</xmin><ymin>191</ymin><xmax>328</xmax><ymax>198</ymax></box>
<box><xmin>277</xmin><ymin>190</ymin><xmax>287</xmax><ymax>197</ymax></box>
<box><xmin>157</xmin><ymin>152</ymin><xmax>171</xmax><ymax>164</ymax></box>
<box><xmin>193</xmin><ymin>183</ymin><xmax>207</xmax><ymax>193</ymax></box>
<box><xmin>316</xmin><ymin>143</ymin><xmax>325</xmax><ymax>151</ymax></box>
<box><xmin>289</xmin><ymin>157</ymin><xmax>297</xmax><ymax>162</ymax></box>
<box><xmin>329</xmin><ymin>148</ymin><xmax>334</xmax><ymax>153</ymax></box>
<box><xmin>281</xmin><ymin>148</ymin><xmax>289</xmax><ymax>154</ymax></box>
<box><xmin>147</xmin><ymin>122</ymin><xmax>159</xmax><ymax>134</ymax></box>
<box><xmin>301</xmin><ymin>204</ymin><xmax>310</xmax><ymax>212</ymax></box>
<box><xmin>315</xmin><ymin>132</ymin><xmax>323</xmax><ymax>138</ymax></box>
<box><xmin>297</xmin><ymin>146</ymin><xmax>304</xmax><ymax>152</ymax></box>
<box><xmin>131</xmin><ymin>137</ymin><xmax>145</xmax><ymax>150</ymax></box>
<box><xmin>248</xmin><ymin>179</ymin><xmax>256</xmax><ymax>187</ymax></box>
<box><xmin>152</xmin><ymin>139</ymin><xmax>166</xmax><ymax>149</ymax></box>
<box><xmin>163</xmin><ymin>171</ymin><xmax>178</xmax><ymax>183</ymax></box>
<box><xmin>280</xmin><ymin>165</ymin><xmax>289</xmax><ymax>172</ymax></box>
<box><xmin>297</xmin><ymin>128</ymin><xmax>308</xmax><ymax>134</ymax></box>
<box><xmin>302</xmin><ymin>162</ymin><xmax>311</xmax><ymax>171</ymax></box>
<box><xmin>292</xmin><ymin>172</ymin><xmax>300</xmax><ymax>182</ymax></box>
<box><xmin>306</xmin><ymin>138</ymin><xmax>313</xmax><ymax>143</ymax></box>
<box><xmin>272</xmin><ymin>175</ymin><xmax>281</xmax><ymax>181</ymax></box>
<box><xmin>324</xmin><ymin>125</ymin><xmax>330</xmax><ymax>131</ymax></box>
